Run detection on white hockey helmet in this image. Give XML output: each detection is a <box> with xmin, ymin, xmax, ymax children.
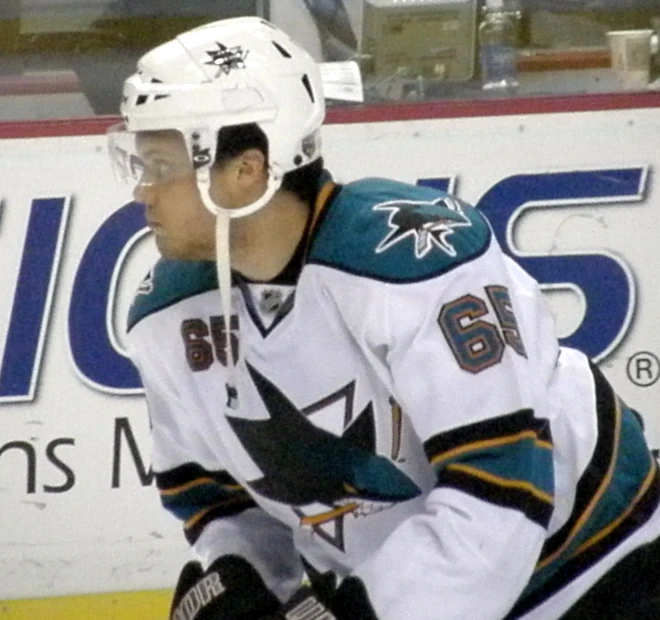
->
<box><xmin>110</xmin><ymin>16</ymin><xmax>325</xmax><ymax>218</ymax></box>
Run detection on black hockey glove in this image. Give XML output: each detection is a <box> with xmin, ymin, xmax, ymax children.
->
<box><xmin>273</xmin><ymin>575</ymin><xmax>378</xmax><ymax>620</ymax></box>
<box><xmin>169</xmin><ymin>555</ymin><xmax>281</xmax><ymax>620</ymax></box>
<box><xmin>272</xmin><ymin>584</ymin><xmax>338</xmax><ymax>619</ymax></box>
<box><xmin>330</xmin><ymin>576</ymin><xmax>379</xmax><ymax>620</ymax></box>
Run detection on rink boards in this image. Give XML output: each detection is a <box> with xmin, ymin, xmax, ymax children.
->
<box><xmin>0</xmin><ymin>94</ymin><xmax>659</xmax><ymax>617</ymax></box>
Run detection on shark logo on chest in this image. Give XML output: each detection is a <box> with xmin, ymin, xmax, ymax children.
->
<box><xmin>225</xmin><ymin>364</ymin><xmax>421</xmax><ymax>550</ymax></box>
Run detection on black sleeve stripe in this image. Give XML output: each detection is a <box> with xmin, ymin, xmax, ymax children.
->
<box><xmin>159</xmin><ymin>479</ymin><xmax>255</xmax><ymax>526</ymax></box>
<box><xmin>160</xmin><ymin>476</ymin><xmax>222</xmax><ymax>496</ymax></box>
<box><xmin>424</xmin><ymin>408</ymin><xmax>550</xmax><ymax>464</ymax></box>
<box><xmin>184</xmin><ymin>498</ymin><xmax>258</xmax><ymax>545</ymax></box>
<box><xmin>155</xmin><ymin>461</ymin><xmax>243</xmax><ymax>492</ymax></box>
<box><xmin>539</xmin><ymin>363</ymin><xmax>622</xmax><ymax>561</ymax></box>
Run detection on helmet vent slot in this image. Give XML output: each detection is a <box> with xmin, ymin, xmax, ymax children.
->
<box><xmin>154</xmin><ymin>94</ymin><xmax>170</xmax><ymax>101</ymax></box>
<box><xmin>136</xmin><ymin>95</ymin><xmax>148</xmax><ymax>105</ymax></box>
<box><xmin>272</xmin><ymin>41</ymin><xmax>292</xmax><ymax>58</ymax></box>
<box><xmin>301</xmin><ymin>74</ymin><xmax>315</xmax><ymax>103</ymax></box>
<box><xmin>151</xmin><ymin>78</ymin><xmax>163</xmax><ymax>84</ymax></box>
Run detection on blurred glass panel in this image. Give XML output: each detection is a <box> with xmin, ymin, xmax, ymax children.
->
<box><xmin>0</xmin><ymin>0</ymin><xmax>659</xmax><ymax>123</ymax></box>
<box><xmin>0</xmin><ymin>1</ymin><xmax>266</xmax><ymax>121</ymax></box>
<box><xmin>271</xmin><ymin>0</ymin><xmax>660</xmax><ymax>103</ymax></box>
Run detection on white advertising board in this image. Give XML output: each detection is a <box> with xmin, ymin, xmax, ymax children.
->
<box><xmin>0</xmin><ymin>103</ymin><xmax>659</xmax><ymax>604</ymax></box>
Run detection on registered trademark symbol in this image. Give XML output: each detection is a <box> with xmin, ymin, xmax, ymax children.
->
<box><xmin>626</xmin><ymin>352</ymin><xmax>660</xmax><ymax>387</ymax></box>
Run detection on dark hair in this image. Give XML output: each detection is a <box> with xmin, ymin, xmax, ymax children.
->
<box><xmin>281</xmin><ymin>157</ymin><xmax>325</xmax><ymax>207</ymax></box>
<box><xmin>215</xmin><ymin>123</ymin><xmax>269</xmax><ymax>166</ymax></box>
<box><xmin>215</xmin><ymin>123</ymin><xmax>324</xmax><ymax>206</ymax></box>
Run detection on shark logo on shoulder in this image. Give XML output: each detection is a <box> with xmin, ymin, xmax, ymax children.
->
<box><xmin>374</xmin><ymin>196</ymin><xmax>472</xmax><ymax>259</ymax></box>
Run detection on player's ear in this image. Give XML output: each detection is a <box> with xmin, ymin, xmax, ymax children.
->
<box><xmin>236</xmin><ymin>148</ymin><xmax>267</xmax><ymax>188</ymax></box>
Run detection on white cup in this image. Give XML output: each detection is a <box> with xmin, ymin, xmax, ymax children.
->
<box><xmin>607</xmin><ymin>29</ymin><xmax>654</xmax><ymax>90</ymax></box>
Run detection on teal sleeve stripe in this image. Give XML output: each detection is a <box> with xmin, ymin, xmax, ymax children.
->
<box><xmin>436</xmin><ymin>436</ymin><xmax>555</xmax><ymax>500</ymax></box>
<box><xmin>424</xmin><ymin>410</ymin><xmax>554</xmax><ymax>526</ymax></box>
<box><xmin>521</xmin><ymin>406</ymin><xmax>658</xmax><ymax>603</ymax></box>
<box><xmin>557</xmin><ymin>406</ymin><xmax>652</xmax><ymax>558</ymax></box>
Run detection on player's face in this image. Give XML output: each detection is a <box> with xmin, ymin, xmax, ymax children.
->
<box><xmin>133</xmin><ymin>131</ymin><xmax>216</xmax><ymax>260</ymax></box>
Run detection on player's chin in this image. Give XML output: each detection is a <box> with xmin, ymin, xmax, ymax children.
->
<box><xmin>154</xmin><ymin>235</ymin><xmax>183</xmax><ymax>260</ymax></box>
<box><xmin>155</xmin><ymin>236</ymin><xmax>208</xmax><ymax>262</ymax></box>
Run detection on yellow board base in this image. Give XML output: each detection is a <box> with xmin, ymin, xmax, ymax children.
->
<box><xmin>0</xmin><ymin>589</ymin><xmax>172</xmax><ymax>620</ymax></box>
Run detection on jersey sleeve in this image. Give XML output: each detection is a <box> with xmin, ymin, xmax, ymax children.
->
<box><xmin>331</xmin><ymin>240</ymin><xmax>561</xmax><ymax>618</ymax></box>
<box><xmin>126</xmin><ymin>321</ymin><xmax>303</xmax><ymax>602</ymax></box>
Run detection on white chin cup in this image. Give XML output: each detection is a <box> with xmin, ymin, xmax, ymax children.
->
<box><xmin>196</xmin><ymin>166</ymin><xmax>283</xmax><ymax>219</ymax></box>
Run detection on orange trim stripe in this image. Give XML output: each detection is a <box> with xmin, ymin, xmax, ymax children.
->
<box><xmin>535</xmin><ymin>399</ymin><xmax>622</xmax><ymax>571</ymax></box>
<box><xmin>431</xmin><ymin>430</ymin><xmax>553</xmax><ymax>466</ymax></box>
<box><xmin>160</xmin><ymin>477</ymin><xmax>243</xmax><ymax>496</ymax></box>
<box><xmin>184</xmin><ymin>496</ymin><xmax>251</xmax><ymax>530</ymax></box>
<box><xmin>304</xmin><ymin>180</ymin><xmax>336</xmax><ymax>257</ymax></box>
<box><xmin>300</xmin><ymin>503</ymin><xmax>359</xmax><ymax>526</ymax></box>
<box><xmin>447</xmin><ymin>463</ymin><xmax>554</xmax><ymax>505</ymax></box>
<box><xmin>391</xmin><ymin>401</ymin><xmax>403</xmax><ymax>460</ymax></box>
<box><xmin>159</xmin><ymin>476</ymin><xmax>216</xmax><ymax>496</ymax></box>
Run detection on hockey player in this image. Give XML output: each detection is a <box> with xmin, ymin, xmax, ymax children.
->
<box><xmin>109</xmin><ymin>16</ymin><xmax>660</xmax><ymax>620</ymax></box>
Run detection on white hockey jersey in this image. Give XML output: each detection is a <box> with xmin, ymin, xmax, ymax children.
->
<box><xmin>126</xmin><ymin>175</ymin><xmax>660</xmax><ymax>619</ymax></box>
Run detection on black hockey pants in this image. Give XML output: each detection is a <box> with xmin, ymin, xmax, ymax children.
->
<box><xmin>561</xmin><ymin>532</ymin><xmax>660</xmax><ymax>619</ymax></box>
